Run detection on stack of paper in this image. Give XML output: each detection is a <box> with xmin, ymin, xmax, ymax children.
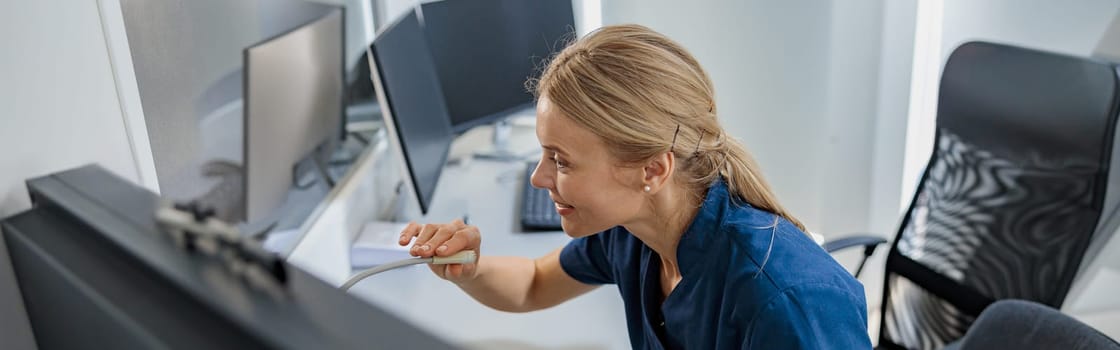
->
<box><xmin>351</xmin><ymin>221</ymin><xmax>413</xmax><ymax>269</ymax></box>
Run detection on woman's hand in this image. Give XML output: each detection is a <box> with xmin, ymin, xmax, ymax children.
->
<box><xmin>398</xmin><ymin>219</ymin><xmax>481</xmax><ymax>283</ymax></box>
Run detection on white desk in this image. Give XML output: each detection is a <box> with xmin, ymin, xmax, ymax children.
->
<box><xmin>286</xmin><ymin>117</ymin><xmax>632</xmax><ymax>350</ymax></box>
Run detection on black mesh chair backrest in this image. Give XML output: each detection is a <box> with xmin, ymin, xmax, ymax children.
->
<box><xmin>879</xmin><ymin>42</ymin><xmax>1120</xmax><ymax>349</ymax></box>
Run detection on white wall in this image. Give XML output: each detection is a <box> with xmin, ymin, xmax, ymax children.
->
<box><xmin>869</xmin><ymin>0</ymin><xmax>919</xmax><ymax>235</ymax></box>
<box><xmin>377</xmin><ymin>0</ymin><xmax>421</xmax><ymax>30</ymax></box>
<box><xmin>304</xmin><ymin>0</ymin><xmax>377</xmax><ymax>67</ymax></box>
<box><xmin>377</xmin><ymin>0</ymin><xmax>598</xmax><ymax>36</ymax></box>
<box><xmin>819</xmin><ymin>1</ymin><xmax>884</xmax><ymax>234</ymax></box>
<box><xmin>1</xmin><ymin>1</ymin><xmax>149</xmax><ymax>348</ymax></box>
<box><xmin>0</xmin><ymin>3</ymin><xmax>145</xmax><ymax>218</ymax></box>
<box><xmin>1095</xmin><ymin>14</ymin><xmax>1120</xmax><ymax>62</ymax></box>
<box><xmin>941</xmin><ymin>0</ymin><xmax>1119</xmax><ymax>63</ymax></box>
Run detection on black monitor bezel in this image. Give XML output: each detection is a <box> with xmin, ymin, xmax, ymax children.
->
<box><xmin>367</xmin><ymin>9</ymin><xmax>455</xmax><ymax>215</ymax></box>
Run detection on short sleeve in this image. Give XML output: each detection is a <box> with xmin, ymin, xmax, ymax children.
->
<box><xmin>744</xmin><ymin>283</ymin><xmax>872</xmax><ymax>349</ymax></box>
<box><xmin>558</xmin><ymin>234</ymin><xmax>615</xmax><ymax>285</ymax></box>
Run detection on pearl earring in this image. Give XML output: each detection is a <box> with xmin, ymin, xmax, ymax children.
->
<box><xmin>643</xmin><ymin>185</ymin><xmax>651</xmax><ymax>193</ymax></box>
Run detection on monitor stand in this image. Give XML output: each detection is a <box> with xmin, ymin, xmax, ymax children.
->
<box><xmin>244</xmin><ymin>143</ymin><xmax>348</xmax><ymax>241</ymax></box>
<box><xmin>472</xmin><ymin>118</ymin><xmax>526</xmax><ymax>162</ymax></box>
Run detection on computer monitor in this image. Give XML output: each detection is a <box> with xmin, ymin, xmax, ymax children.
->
<box><xmin>0</xmin><ymin>165</ymin><xmax>457</xmax><ymax>349</ymax></box>
<box><xmin>368</xmin><ymin>9</ymin><xmax>455</xmax><ymax>215</ymax></box>
<box><xmin>243</xmin><ymin>8</ymin><xmax>345</xmax><ymax>223</ymax></box>
<box><xmin>420</xmin><ymin>0</ymin><xmax>575</xmax><ymax>133</ymax></box>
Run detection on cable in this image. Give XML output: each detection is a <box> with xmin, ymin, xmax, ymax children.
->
<box><xmin>340</xmin><ymin>251</ymin><xmax>477</xmax><ymax>292</ymax></box>
<box><xmin>349</xmin><ymin>131</ymin><xmax>371</xmax><ymax>146</ymax></box>
<box><xmin>292</xmin><ymin>161</ymin><xmax>318</xmax><ymax>189</ymax></box>
<box><xmin>313</xmin><ymin>149</ymin><xmax>337</xmax><ymax>188</ymax></box>
<box><xmin>377</xmin><ymin>181</ymin><xmax>405</xmax><ymax>221</ymax></box>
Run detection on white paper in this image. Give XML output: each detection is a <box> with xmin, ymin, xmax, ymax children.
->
<box><xmin>351</xmin><ymin>221</ymin><xmax>413</xmax><ymax>269</ymax></box>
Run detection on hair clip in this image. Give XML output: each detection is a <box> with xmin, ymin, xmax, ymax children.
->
<box><xmin>693</xmin><ymin>130</ymin><xmax>705</xmax><ymax>157</ymax></box>
<box><xmin>669</xmin><ymin>124</ymin><xmax>681</xmax><ymax>153</ymax></box>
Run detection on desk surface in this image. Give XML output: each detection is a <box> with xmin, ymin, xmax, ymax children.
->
<box><xmin>290</xmin><ymin>117</ymin><xmax>632</xmax><ymax>350</ymax></box>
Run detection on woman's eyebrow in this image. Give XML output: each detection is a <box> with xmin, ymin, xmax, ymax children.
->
<box><xmin>541</xmin><ymin>145</ymin><xmax>570</xmax><ymax>156</ymax></box>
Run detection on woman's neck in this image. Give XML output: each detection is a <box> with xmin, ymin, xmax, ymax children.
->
<box><xmin>622</xmin><ymin>185</ymin><xmax>702</xmax><ymax>274</ymax></box>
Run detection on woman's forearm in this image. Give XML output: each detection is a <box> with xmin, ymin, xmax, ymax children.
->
<box><xmin>454</xmin><ymin>255</ymin><xmax>540</xmax><ymax>312</ymax></box>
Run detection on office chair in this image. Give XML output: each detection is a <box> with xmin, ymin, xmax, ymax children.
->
<box><xmin>824</xmin><ymin>41</ymin><xmax>1120</xmax><ymax>349</ymax></box>
<box><xmin>945</xmin><ymin>299</ymin><xmax>1120</xmax><ymax>350</ymax></box>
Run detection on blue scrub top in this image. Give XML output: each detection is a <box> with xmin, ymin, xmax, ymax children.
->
<box><xmin>559</xmin><ymin>178</ymin><xmax>872</xmax><ymax>349</ymax></box>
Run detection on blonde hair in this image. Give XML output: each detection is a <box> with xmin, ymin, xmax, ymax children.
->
<box><xmin>530</xmin><ymin>24</ymin><xmax>806</xmax><ymax>232</ymax></box>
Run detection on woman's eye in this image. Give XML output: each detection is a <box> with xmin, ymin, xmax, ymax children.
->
<box><xmin>549</xmin><ymin>154</ymin><xmax>567</xmax><ymax>169</ymax></box>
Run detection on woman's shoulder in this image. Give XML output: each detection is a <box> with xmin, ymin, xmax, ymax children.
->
<box><xmin>717</xmin><ymin>206</ymin><xmax>863</xmax><ymax>304</ymax></box>
<box><xmin>714</xmin><ymin>220</ymin><xmax>866</xmax><ymax>334</ymax></box>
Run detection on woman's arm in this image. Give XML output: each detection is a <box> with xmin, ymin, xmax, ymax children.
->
<box><xmin>456</xmin><ymin>248</ymin><xmax>598</xmax><ymax>312</ymax></box>
<box><xmin>401</xmin><ymin>220</ymin><xmax>598</xmax><ymax>312</ymax></box>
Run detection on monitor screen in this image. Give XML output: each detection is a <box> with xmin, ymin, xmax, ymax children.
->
<box><xmin>369</xmin><ymin>9</ymin><xmax>454</xmax><ymax>215</ymax></box>
<box><xmin>243</xmin><ymin>8</ymin><xmax>345</xmax><ymax>223</ymax></box>
<box><xmin>420</xmin><ymin>0</ymin><xmax>575</xmax><ymax>132</ymax></box>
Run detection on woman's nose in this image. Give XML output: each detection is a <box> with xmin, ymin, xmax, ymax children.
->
<box><xmin>529</xmin><ymin>162</ymin><xmax>552</xmax><ymax>190</ymax></box>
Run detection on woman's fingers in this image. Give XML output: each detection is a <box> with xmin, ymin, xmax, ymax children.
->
<box><xmin>399</xmin><ymin>219</ymin><xmax>479</xmax><ymax>281</ymax></box>
<box><xmin>404</xmin><ymin>220</ymin><xmax>478</xmax><ymax>282</ymax></box>
<box><xmin>417</xmin><ymin>224</ymin><xmax>459</xmax><ymax>257</ymax></box>
<box><xmin>440</xmin><ymin>259</ymin><xmax>477</xmax><ymax>281</ymax></box>
<box><xmin>398</xmin><ymin>222</ymin><xmax>421</xmax><ymax>246</ymax></box>
<box><xmin>411</xmin><ymin>224</ymin><xmax>439</xmax><ymax>251</ymax></box>
<box><xmin>436</xmin><ymin>226</ymin><xmax>479</xmax><ymax>256</ymax></box>
<box><xmin>433</xmin><ymin>226</ymin><xmax>479</xmax><ymax>280</ymax></box>
<box><xmin>443</xmin><ymin>264</ymin><xmax>459</xmax><ymax>279</ymax></box>
<box><xmin>428</xmin><ymin>263</ymin><xmax>446</xmax><ymax>279</ymax></box>
<box><xmin>409</xmin><ymin>224</ymin><xmax>442</xmax><ymax>256</ymax></box>
<box><xmin>409</xmin><ymin>219</ymin><xmax>468</xmax><ymax>257</ymax></box>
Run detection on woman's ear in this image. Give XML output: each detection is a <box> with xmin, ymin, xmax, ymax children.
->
<box><xmin>642</xmin><ymin>152</ymin><xmax>675</xmax><ymax>193</ymax></box>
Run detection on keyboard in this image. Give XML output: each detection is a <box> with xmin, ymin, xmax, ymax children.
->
<box><xmin>520</xmin><ymin>161</ymin><xmax>563</xmax><ymax>231</ymax></box>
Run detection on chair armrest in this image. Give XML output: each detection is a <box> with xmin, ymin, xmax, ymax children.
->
<box><xmin>822</xmin><ymin>235</ymin><xmax>888</xmax><ymax>253</ymax></box>
<box><xmin>822</xmin><ymin>235</ymin><xmax>888</xmax><ymax>278</ymax></box>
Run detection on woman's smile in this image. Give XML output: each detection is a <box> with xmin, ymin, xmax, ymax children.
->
<box><xmin>553</xmin><ymin>197</ymin><xmax>575</xmax><ymax>215</ymax></box>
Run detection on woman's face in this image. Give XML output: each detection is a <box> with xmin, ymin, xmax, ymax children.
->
<box><xmin>531</xmin><ymin>97</ymin><xmax>645</xmax><ymax>237</ymax></box>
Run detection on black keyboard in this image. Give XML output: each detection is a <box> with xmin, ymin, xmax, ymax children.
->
<box><xmin>520</xmin><ymin>161</ymin><xmax>563</xmax><ymax>231</ymax></box>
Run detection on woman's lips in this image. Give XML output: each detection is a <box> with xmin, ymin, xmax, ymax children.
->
<box><xmin>553</xmin><ymin>200</ymin><xmax>575</xmax><ymax>216</ymax></box>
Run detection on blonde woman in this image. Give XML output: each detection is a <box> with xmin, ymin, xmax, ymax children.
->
<box><xmin>399</xmin><ymin>24</ymin><xmax>872</xmax><ymax>349</ymax></box>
